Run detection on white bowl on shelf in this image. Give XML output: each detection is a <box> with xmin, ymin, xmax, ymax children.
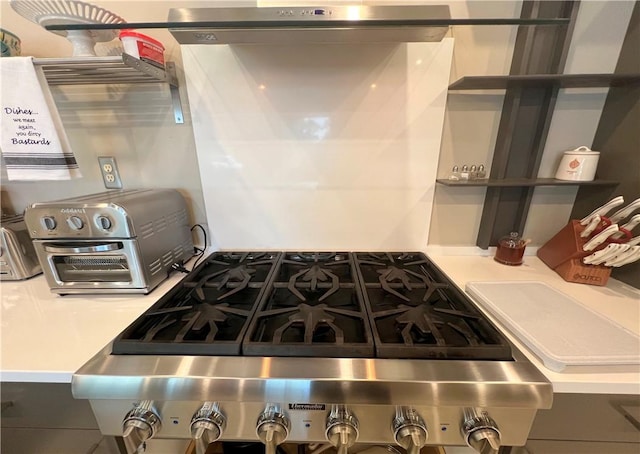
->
<box><xmin>10</xmin><ymin>0</ymin><xmax>126</xmax><ymax>57</ymax></box>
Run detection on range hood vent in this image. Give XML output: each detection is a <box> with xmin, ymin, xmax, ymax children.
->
<box><xmin>168</xmin><ymin>5</ymin><xmax>452</xmax><ymax>44</ymax></box>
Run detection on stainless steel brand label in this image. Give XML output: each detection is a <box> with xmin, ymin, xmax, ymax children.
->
<box><xmin>288</xmin><ymin>403</ymin><xmax>326</xmax><ymax>411</ymax></box>
<box><xmin>193</xmin><ymin>33</ymin><xmax>217</xmax><ymax>41</ymax></box>
<box><xmin>60</xmin><ymin>208</ymin><xmax>85</xmax><ymax>214</ymax></box>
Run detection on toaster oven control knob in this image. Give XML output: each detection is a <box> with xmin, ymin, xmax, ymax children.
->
<box><xmin>122</xmin><ymin>401</ymin><xmax>162</xmax><ymax>454</ymax></box>
<box><xmin>66</xmin><ymin>216</ymin><xmax>84</xmax><ymax>230</ymax></box>
<box><xmin>190</xmin><ymin>403</ymin><xmax>226</xmax><ymax>454</ymax></box>
<box><xmin>256</xmin><ymin>404</ymin><xmax>290</xmax><ymax>454</ymax></box>
<box><xmin>393</xmin><ymin>407</ymin><xmax>428</xmax><ymax>454</ymax></box>
<box><xmin>96</xmin><ymin>215</ymin><xmax>112</xmax><ymax>230</ymax></box>
<box><xmin>326</xmin><ymin>405</ymin><xmax>359</xmax><ymax>454</ymax></box>
<box><xmin>41</xmin><ymin>216</ymin><xmax>57</xmax><ymax>231</ymax></box>
<box><xmin>462</xmin><ymin>414</ymin><xmax>501</xmax><ymax>454</ymax></box>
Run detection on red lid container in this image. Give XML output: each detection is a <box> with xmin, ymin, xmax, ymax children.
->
<box><xmin>119</xmin><ymin>30</ymin><xmax>165</xmax><ymax>69</ymax></box>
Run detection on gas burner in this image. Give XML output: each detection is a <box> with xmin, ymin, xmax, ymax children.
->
<box><xmin>377</xmin><ymin>266</ymin><xmax>420</xmax><ymax>302</ymax></box>
<box><xmin>179</xmin><ymin>303</ymin><xmax>252</xmax><ymax>341</ymax></box>
<box><xmin>217</xmin><ymin>252</ymin><xmax>268</xmax><ymax>262</ymax></box>
<box><xmin>266</xmin><ymin>303</ymin><xmax>348</xmax><ymax>344</ymax></box>
<box><xmin>375</xmin><ymin>265</ymin><xmax>449</xmax><ymax>303</ymax></box>
<box><xmin>394</xmin><ymin>304</ymin><xmax>441</xmax><ymax>345</ymax></box>
<box><xmin>418</xmin><ymin>265</ymin><xmax>450</xmax><ymax>303</ymax></box>
<box><xmin>191</xmin><ymin>266</ymin><xmax>257</xmax><ymax>301</ymax></box>
<box><xmin>386</xmin><ymin>304</ymin><xmax>482</xmax><ymax>347</ymax></box>
<box><xmin>358</xmin><ymin>252</ymin><xmax>422</xmax><ymax>265</ymax></box>
<box><xmin>287</xmin><ymin>265</ymin><xmax>340</xmax><ymax>302</ymax></box>
<box><xmin>184</xmin><ymin>255</ymin><xmax>276</xmax><ymax>302</ymax></box>
<box><xmin>289</xmin><ymin>252</ymin><xmax>343</xmax><ymax>262</ymax></box>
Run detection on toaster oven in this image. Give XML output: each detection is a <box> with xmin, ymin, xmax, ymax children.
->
<box><xmin>0</xmin><ymin>214</ymin><xmax>42</xmax><ymax>281</ymax></box>
<box><xmin>24</xmin><ymin>189</ymin><xmax>194</xmax><ymax>294</ymax></box>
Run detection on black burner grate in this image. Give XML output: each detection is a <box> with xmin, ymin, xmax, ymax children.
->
<box><xmin>112</xmin><ymin>252</ymin><xmax>280</xmax><ymax>355</ymax></box>
<box><xmin>354</xmin><ymin>252</ymin><xmax>512</xmax><ymax>360</ymax></box>
<box><xmin>112</xmin><ymin>251</ymin><xmax>511</xmax><ymax>361</ymax></box>
<box><xmin>243</xmin><ymin>252</ymin><xmax>374</xmax><ymax>357</ymax></box>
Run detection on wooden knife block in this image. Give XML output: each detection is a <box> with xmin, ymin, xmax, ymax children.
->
<box><xmin>537</xmin><ymin>220</ymin><xmax>611</xmax><ymax>286</ymax></box>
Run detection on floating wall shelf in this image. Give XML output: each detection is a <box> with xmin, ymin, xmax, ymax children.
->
<box><xmin>448</xmin><ymin>74</ymin><xmax>640</xmax><ymax>90</ymax></box>
<box><xmin>33</xmin><ymin>54</ymin><xmax>184</xmax><ymax>124</ymax></box>
<box><xmin>436</xmin><ymin>178</ymin><xmax>620</xmax><ymax>187</ymax></box>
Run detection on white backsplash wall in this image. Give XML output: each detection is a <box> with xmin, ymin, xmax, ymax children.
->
<box><xmin>182</xmin><ymin>39</ymin><xmax>454</xmax><ymax>251</ymax></box>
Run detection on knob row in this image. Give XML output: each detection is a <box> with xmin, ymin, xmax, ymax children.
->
<box><xmin>40</xmin><ymin>215</ymin><xmax>112</xmax><ymax>231</ymax></box>
<box><xmin>121</xmin><ymin>403</ymin><xmax>501</xmax><ymax>454</ymax></box>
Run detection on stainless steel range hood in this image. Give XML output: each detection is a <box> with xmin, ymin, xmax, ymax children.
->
<box><xmin>168</xmin><ymin>5</ymin><xmax>452</xmax><ymax>44</ymax></box>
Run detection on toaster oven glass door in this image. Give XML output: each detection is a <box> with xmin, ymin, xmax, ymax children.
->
<box><xmin>44</xmin><ymin>242</ymin><xmax>132</xmax><ymax>283</ymax></box>
<box><xmin>52</xmin><ymin>255</ymin><xmax>130</xmax><ymax>282</ymax></box>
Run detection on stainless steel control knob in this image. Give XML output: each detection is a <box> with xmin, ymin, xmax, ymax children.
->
<box><xmin>66</xmin><ymin>215</ymin><xmax>84</xmax><ymax>230</ymax></box>
<box><xmin>393</xmin><ymin>407</ymin><xmax>428</xmax><ymax>454</ymax></box>
<box><xmin>41</xmin><ymin>216</ymin><xmax>57</xmax><ymax>231</ymax></box>
<box><xmin>190</xmin><ymin>403</ymin><xmax>226</xmax><ymax>454</ymax></box>
<box><xmin>256</xmin><ymin>404</ymin><xmax>290</xmax><ymax>454</ymax></box>
<box><xmin>462</xmin><ymin>413</ymin><xmax>501</xmax><ymax>454</ymax></box>
<box><xmin>122</xmin><ymin>401</ymin><xmax>162</xmax><ymax>454</ymax></box>
<box><xmin>325</xmin><ymin>405</ymin><xmax>359</xmax><ymax>454</ymax></box>
<box><xmin>96</xmin><ymin>215</ymin><xmax>112</xmax><ymax>230</ymax></box>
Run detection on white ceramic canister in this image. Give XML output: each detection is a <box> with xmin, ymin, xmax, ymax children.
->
<box><xmin>554</xmin><ymin>146</ymin><xmax>600</xmax><ymax>181</ymax></box>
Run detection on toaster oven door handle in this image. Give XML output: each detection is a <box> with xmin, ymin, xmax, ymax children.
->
<box><xmin>43</xmin><ymin>242</ymin><xmax>123</xmax><ymax>254</ymax></box>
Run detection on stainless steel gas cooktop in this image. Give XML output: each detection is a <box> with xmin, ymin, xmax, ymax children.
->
<box><xmin>73</xmin><ymin>252</ymin><xmax>552</xmax><ymax>454</ymax></box>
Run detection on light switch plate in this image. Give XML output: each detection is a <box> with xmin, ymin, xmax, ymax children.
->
<box><xmin>98</xmin><ymin>156</ymin><xmax>122</xmax><ymax>189</ymax></box>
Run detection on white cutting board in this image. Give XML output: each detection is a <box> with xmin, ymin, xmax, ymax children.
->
<box><xmin>465</xmin><ymin>281</ymin><xmax>640</xmax><ymax>372</ymax></box>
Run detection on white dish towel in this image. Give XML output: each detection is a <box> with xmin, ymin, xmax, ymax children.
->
<box><xmin>0</xmin><ymin>57</ymin><xmax>81</xmax><ymax>180</ymax></box>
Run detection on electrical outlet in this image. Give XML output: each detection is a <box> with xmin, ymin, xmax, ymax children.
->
<box><xmin>98</xmin><ymin>156</ymin><xmax>122</xmax><ymax>189</ymax></box>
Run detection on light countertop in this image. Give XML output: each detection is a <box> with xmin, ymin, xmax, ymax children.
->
<box><xmin>427</xmin><ymin>250</ymin><xmax>640</xmax><ymax>395</ymax></box>
<box><xmin>0</xmin><ymin>272</ymin><xmax>191</xmax><ymax>383</ymax></box>
<box><xmin>2</xmin><ymin>250</ymin><xmax>639</xmax><ymax>394</ymax></box>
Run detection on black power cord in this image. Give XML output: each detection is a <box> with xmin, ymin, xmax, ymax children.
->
<box><xmin>168</xmin><ymin>223</ymin><xmax>208</xmax><ymax>276</ymax></box>
<box><xmin>170</xmin><ymin>261</ymin><xmax>189</xmax><ymax>274</ymax></box>
<box><xmin>190</xmin><ymin>223</ymin><xmax>208</xmax><ymax>271</ymax></box>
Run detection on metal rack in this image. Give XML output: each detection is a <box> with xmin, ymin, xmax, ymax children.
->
<box><xmin>32</xmin><ymin>53</ymin><xmax>184</xmax><ymax>124</ymax></box>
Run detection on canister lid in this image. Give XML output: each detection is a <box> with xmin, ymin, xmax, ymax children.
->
<box><xmin>565</xmin><ymin>146</ymin><xmax>600</xmax><ymax>155</ymax></box>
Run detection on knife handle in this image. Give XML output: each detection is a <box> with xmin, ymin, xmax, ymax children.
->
<box><xmin>588</xmin><ymin>216</ymin><xmax>614</xmax><ymax>237</ymax></box>
<box><xmin>627</xmin><ymin>236</ymin><xmax>640</xmax><ymax>247</ymax></box>
<box><xmin>582</xmin><ymin>224</ymin><xmax>619</xmax><ymax>252</ymax></box>
<box><xmin>580</xmin><ymin>215</ymin><xmax>601</xmax><ymax>238</ymax></box>
<box><xmin>606</xmin><ymin>227</ymin><xmax>633</xmax><ymax>244</ymax></box>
